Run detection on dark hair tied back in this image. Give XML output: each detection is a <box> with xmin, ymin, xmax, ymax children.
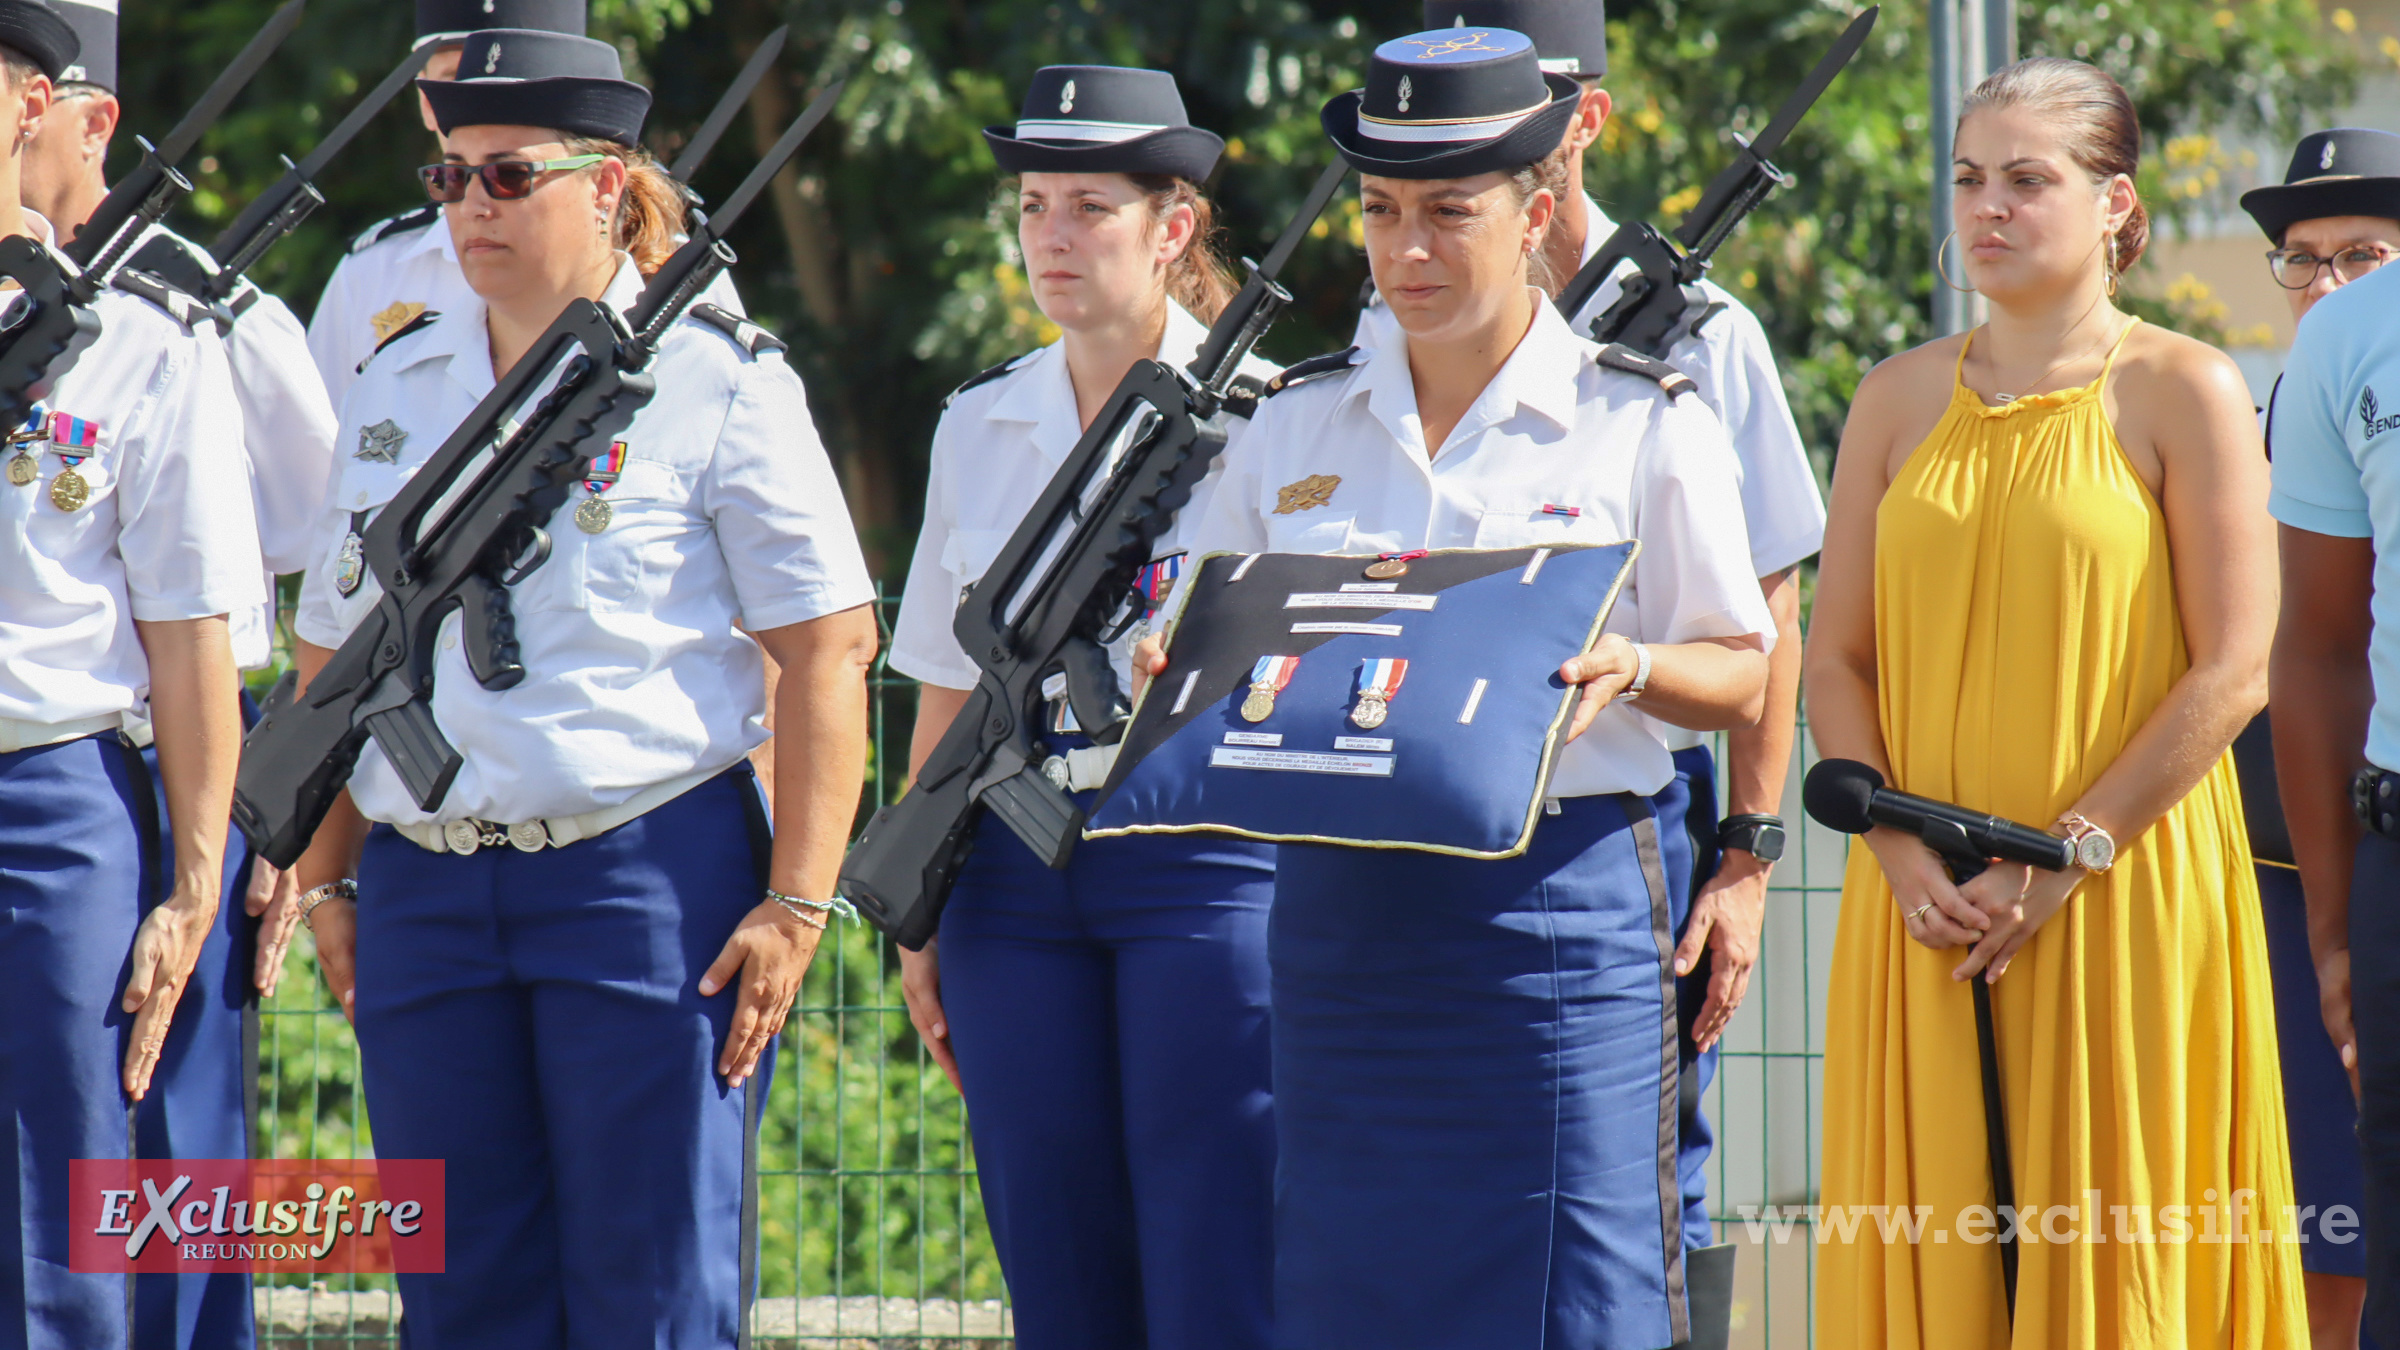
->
<box><xmin>1960</xmin><ymin>57</ymin><xmax>2149</xmax><ymax>274</ymax></box>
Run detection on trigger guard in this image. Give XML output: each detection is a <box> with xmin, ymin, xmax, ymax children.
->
<box><xmin>502</xmin><ymin>527</ymin><xmax>553</xmax><ymax>585</ymax></box>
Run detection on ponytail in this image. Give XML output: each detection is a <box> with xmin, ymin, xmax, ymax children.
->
<box><xmin>1127</xmin><ymin>173</ymin><xmax>1238</xmax><ymax>324</ymax></box>
<box><xmin>566</xmin><ymin>136</ymin><xmax>688</xmax><ymax>276</ymax></box>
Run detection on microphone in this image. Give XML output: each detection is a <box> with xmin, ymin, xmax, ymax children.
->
<box><xmin>1802</xmin><ymin>758</ymin><xmax>2072</xmax><ymax>879</ymax></box>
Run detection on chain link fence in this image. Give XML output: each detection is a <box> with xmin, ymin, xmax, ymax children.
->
<box><xmin>248</xmin><ymin>588</ymin><xmax>1837</xmax><ymax>1347</ymax></box>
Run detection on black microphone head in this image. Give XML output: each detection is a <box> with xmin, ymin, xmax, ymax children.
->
<box><xmin>1803</xmin><ymin>758</ymin><xmax>1885</xmax><ymax>835</ymax></box>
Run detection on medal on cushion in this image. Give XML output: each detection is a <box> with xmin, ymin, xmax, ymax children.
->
<box><xmin>1351</xmin><ymin>657</ymin><xmax>1408</xmax><ymax>729</ymax></box>
<box><xmin>575</xmin><ymin>441</ymin><xmax>627</xmax><ymax>534</ymax></box>
<box><xmin>1242</xmin><ymin>654</ymin><xmax>1301</xmax><ymax>723</ymax></box>
<box><xmin>1364</xmin><ymin>549</ymin><xmax>1427</xmax><ymax>580</ymax></box>
<box><xmin>46</xmin><ymin>412</ymin><xmax>100</xmax><ymax>512</ymax></box>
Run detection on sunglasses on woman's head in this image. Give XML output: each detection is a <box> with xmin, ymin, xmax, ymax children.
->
<box><xmin>418</xmin><ymin>153</ymin><xmax>606</xmax><ymax>203</ymax></box>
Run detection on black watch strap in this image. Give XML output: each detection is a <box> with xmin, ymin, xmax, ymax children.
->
<box><xmin>1717</xmin><ymin>813</ymin><xmax>1787</xmax><ymax>862</ymax></box>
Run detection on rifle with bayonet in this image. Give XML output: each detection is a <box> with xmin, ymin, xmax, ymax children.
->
<box><xmin>841</xmin><ymin>159</ymin><xmax>1352</xmax><ymax>950</ymax></box>
<box><xmin>1557</xmin><ymin>5</ymin><xmax>1877</xmax><ymax>356</ymax></box>
<box><xmin>230</xmin><ymin>81</ymin><xmax>846</xmax><ymax>869</ymax></box>
<box><xmin>0</xmin><ymin>0</ymin><xmax>302</xmax><ymax>426</ymax></box>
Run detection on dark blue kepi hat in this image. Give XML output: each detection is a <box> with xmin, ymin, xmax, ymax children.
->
<box><xmin>984</xmin><ymin>66</ymin><xmax>1226</xmax><ymax>183</ymax></box>
<box><xmin>419</xmin><ymin>29</ymin><xmax>650</xmax><ymax>146</ymax></box>
<box><xmin>0</xmin><ymin>0</ymin><xmax>79</xmax><ymax>81</ymax></box>
<box><xmin>50</xmin><ymin>0</ymin><xmax>108</xmax><ymax>89</ymax></box>
<box><xmin>2241</xmin><ymin>128</ymin><xmax>2400</xmax><ymax>243</ymax></box>
<box><xmin>416</xmin><ymin>0</ymin><xmax>584</xmax><ymax>50</ymax></box>
<box><xmin>1423</xmin><ymin>0</ymin><xmax>1606</xmax><ymax>78</ymax></box>
<box><xmin>1322</xmin><ymin>28</ymin><xmax>1579</xmax><ymax>179</ymax></box>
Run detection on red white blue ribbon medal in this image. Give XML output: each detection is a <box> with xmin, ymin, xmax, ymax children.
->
<box><xmin>1242</xmin><ymin>654</ymin><xmax>1301</xmax><ymax>723</ymax></box>
<box><xmin>5</xmin><ymin>409</ymin><xmax>42</xmax><ymax>486</ymax></box>
<box><xmin>1351</xmin><ymin>657</ymin><xmax>1408</xmax><ymax>729</ymax></box>
<box><xmin>45</xmin><ymin>411</ymin><xmax>98</xmax><ymax>512</ymax></box>
<box><xmin>576</xmin><ymin>442</ymin><xmax>628</xmax><ymax>534</ymax></box>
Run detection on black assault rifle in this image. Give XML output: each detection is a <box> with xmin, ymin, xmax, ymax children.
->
<box><xmin>0</xmin><ymin>0</ymin><xmax>302</xmax><ymax>427</ymax></box>
<box><xmin>1557</xmin><ymin>5</ymin><xmax>1876</xmax><ymax>356</ymax></box>
<box><xmin>230</xmin><ymin>81</ymin><xmax>846</xmax><ymax>868</ymax></box>
<box><xmin>841</xmin><ymin>160</ymin><xmax>1352</xmax><ymax>950</ymax></box>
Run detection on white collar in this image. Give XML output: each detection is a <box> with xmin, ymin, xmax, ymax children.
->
<box><xmin>985</xmin><ymin>299</ymin><xmax>1212</xmax><ymax>461</ymax></box>
<box><xmin>1579</xmin><ymin>193</ymin><xmax>1615</xmax><ymax>271</ymax></box>
<box><xmin>403</xmin><ymin>207</ymin><xmax>459</xmax><ymax>264</ymax></box>
<box><xmin>1362</xmin><ymin>291</ymin><xmax>1586</xmax><ymax>451</ymax></box>
<box><xmin>390</xmin><ymin>250</ymin><xmax>642</xmax><ymax>397</ymax></box>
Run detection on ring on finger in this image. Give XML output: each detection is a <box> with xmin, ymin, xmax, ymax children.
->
<box><xmin>1907</xmin><ymin>903</ymin><xmax>1935</xmax><ymax>923</ymax></box>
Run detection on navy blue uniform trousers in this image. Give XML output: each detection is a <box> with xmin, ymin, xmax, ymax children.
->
<box><xmin>1270</xmin><ymin>781</ymin><xmax>1696</xmax><ymax>1350</ymax></box>
<box><xmin>352</xmin><ymin>771</ymin><xmax>769</xmax><ymax>1350</ymax></box>
<box><xmin>1</xmin><ymin>735</ymin><xmax>146</xmax><ymax>1350</ymax></box>
<box><xmin>936</xmin><ymin>806</ymin><xmax>1277</xmax><ymax>1350</ymax></box>
<box><xmin>1670</xmin><ymin>744</ymin><xmax>1723</xmax><ymax>1254</ymax></box>
<box><xmin>2257</xmin><ymin>860</ymin><xmax>2378</xmax><ymax>1284</ymax></box>
<box><xmin>134</xmin><ymin>703</ymin><xmax>258</xmax><ymax>1350</ymax></box>
<box><xmin>2354</xmin><ymin>831</ymin><xmax>2400</xmax><ymax>1348</ymax></box>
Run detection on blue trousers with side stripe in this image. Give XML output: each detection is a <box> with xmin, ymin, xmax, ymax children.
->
<box><xmin>0</xmin><ymin>735</ymin><xmax>147</xmax><ymax>1350</ymax></box>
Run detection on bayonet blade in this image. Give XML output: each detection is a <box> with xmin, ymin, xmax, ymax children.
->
<box><xmin>1260</xmin><ymin>160</ymin><xmax>1350</xmax><ymax>281</ymax></box>
<box><xmin>1746</xmin><ymin>6</ymin><xmax>1878</xmax><ymax>169</ymax></box>
<box><xmin>670</xmin><ymin>26</ymin><xmax>787</xmax><ymax>183</ymax></box>
<box><xmin>291</xmin><ymin>47</ymin><xmax>424</xmax><ymax>183</ymax></box>
<box><xmin>156</xmin><ymin>0</ymin><xmax>306</xmax><ymax>166</ymax></box>
<box><xmin>709</xmin><ymin>78</ymin><xmax>843</xmax><ymax>237</ymax></box>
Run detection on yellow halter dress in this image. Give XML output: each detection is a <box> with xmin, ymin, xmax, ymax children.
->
<box><xmin>1816</xmin><ymin>323</ymin><xmax>2306</xmax><ymax>1347</ymax></box>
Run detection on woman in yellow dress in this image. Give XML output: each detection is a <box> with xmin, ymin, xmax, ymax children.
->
<box><xmin>1806</xmin><ymin>58</ymin><xmax>2305</xmax><ymax>1346</ymax></box>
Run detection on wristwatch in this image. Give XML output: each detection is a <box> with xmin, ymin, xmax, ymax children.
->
<box><xmin>1717</xmin><ymin>814</ymin><xmax>1787</xmax><ymax>864</ymax></box>
<box><xmin>2055</xmin><ymin>812</ymin><xmax>2117</xmax><ymax>873</ymax></box>
<box><xmin>1615</xmin><ymin>643</ymin><xmax>1654</xmax><ymax>704</ymax></box>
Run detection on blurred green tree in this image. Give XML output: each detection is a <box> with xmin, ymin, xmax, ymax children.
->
<box><xmin>119</xmin><ymin>0</ymin><xmax>2366</xmax><ymax>571</ymax></box>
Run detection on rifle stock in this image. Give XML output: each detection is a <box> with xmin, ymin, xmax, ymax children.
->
<box><xmin>841</xmin><ymin>164</ymin><xmax>1348</xmax><ymax>947</ymax></box>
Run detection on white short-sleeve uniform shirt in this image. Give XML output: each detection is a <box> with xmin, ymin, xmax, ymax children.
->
<box><xmin>0</xmin><ymin>215</ymin><xmax>262</xmax><ymax>728</ymax></box>
<box><xmin>142</xmin><ymin>225</ymin><xmax>339</xmax><ymax>670</ymax></box>
<box><xmin>889</xmin><ymin>300</ymin><xmax>1277</xmax><ymax>693</ymax></box>
<box><xmin>307</xmin><ymin>208</ymin><xmax>745</xmax><ymax>412</ymax></box>
<box><xmin>1190</xmin><ymin>295</ymin><xmax>1774</xmax><ymax>799</ymax></box>
<box><xmin>294</xmin><ymin>254</ymin><xmax>873</xmax><ymax>826</ymax></box>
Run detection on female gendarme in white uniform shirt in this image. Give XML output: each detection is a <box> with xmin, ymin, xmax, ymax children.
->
<box><xmin>1170</xmin><ymin>30</ymin><xmax>1772</xmax><ymax>1350</ymax></box>
<box><xmin>286</xmin><ymin>31</ymin><xmax>876</xmax><ymax>1350</ymax></box>
<box><xmin>887</xmin><ymin>65</ymin><xmax>1282</xmax><ymax>1350</ymax></box>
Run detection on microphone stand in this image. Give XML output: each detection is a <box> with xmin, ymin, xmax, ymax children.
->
<box><xmin>1917</xmin><ymin>820</ymin><xmax>2019</xmax><ymax>1322</ymax></box>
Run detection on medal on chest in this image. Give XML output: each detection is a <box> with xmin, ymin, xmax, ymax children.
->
<box><xmin>575</xmin><ymin>441</ymin><xmax>627</xmax><ymax>534</ymax></box>
<box><xmin>1242</xmin><ymin>654</ymin><xmax>1302</xmax><ymax>723</ymax></box>
<box><xmin>45</xmin><ymin>413</ymin><xmax>99</xmax><ymax>512</ymax></box>
<box><xmin>1351</xmin><ymin>658</ymin><xmax>1409</xmax><ymax>729</ymax></box>
<box><xmin>4</xmin><ymin>411</ymin><xmax>39</xmax><ymax>486</ymax></box>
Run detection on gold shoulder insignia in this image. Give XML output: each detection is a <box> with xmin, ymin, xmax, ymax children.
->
<box><xmin>370</xmin><ymin>301</ymin><xmax>429</xmax><ymax>345</ymax></box>
<box><xmin>1275</xmin><ymin>474</ymin><xmax>1341</xmax><ymax>515</ymax></box>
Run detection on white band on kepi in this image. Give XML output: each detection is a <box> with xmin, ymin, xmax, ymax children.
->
<box><xmin>1538</xmin><ymin>57</ymin><xmax>1585</xmax><ymax>73</ymax></box>
<box><xmin>1355</xmin><ymin>96</ymin><xmax>1551</xmax><ymax>144</ymax></box>
<box><xmin>1011</xmin><ymin>118</ymin><xmax>1168</xmax><ymax>144</ymax></box>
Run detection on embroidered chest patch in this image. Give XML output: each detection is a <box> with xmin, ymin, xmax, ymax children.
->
<box><xmin>1275</xmin><ymin>474</ymin><xmax>1341</xmax><ymax>515</ymax></box>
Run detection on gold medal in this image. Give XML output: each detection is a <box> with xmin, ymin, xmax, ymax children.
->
<box><xmin>48</xmin><ymin>467</ymin><xmax>88</xmax><ymax>512</ymax></box>
<box><xmin>1351</xmin><ymin>695</ymin><xmax>1389</xmax><ymax>730</ymax></box>
<box><xmin>575</xmin><ymin>495</ymin><xmax>614</xmax><ymax>534</ymax></box>
<box><xmin>1240</xmin><ymin>688</ymin><xmax>1276</xmax><ymax>722</ymax></box>
<box><xmin>6</xmin><ymin>451</ymin><xmax>34</xmax><ymax>486</ymax></box>
<box><xmin>1241</xmin><ymin>655</ymin><xmax>1301</xmax><ymax>723</ymax></box>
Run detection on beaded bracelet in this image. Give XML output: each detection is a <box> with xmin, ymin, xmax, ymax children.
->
<box><xmin>765</xmin><ymin>888</ymin><xmax>859</xmax><ymax>930</ymax></box>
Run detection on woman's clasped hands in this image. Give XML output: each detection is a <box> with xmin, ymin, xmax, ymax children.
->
<box><xmin>1868</xmin><ymin>827</ymin><xmax>2083</xmax><ymax>984</ymax></box>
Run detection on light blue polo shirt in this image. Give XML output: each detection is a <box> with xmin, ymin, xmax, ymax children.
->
<box><xmin>2269</xmin><ymin>260</ymin><xmax>2400</xmax><ymax>771</ymax></box>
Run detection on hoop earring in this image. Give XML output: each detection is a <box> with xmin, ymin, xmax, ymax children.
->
<box><xmin>1935</xmin><ymin>229</ymin><xmax>1976</xmax><ymax>294</ymax></box>
<box><xmin>2104</xmin><ymin>234</ymin><xmax>2120</xmax><ymax>299</ymax></box>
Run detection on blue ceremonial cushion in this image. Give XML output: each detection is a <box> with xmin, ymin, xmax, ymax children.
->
<box><xmin>1086</xmin><ymin>542</ymin><xmax>1636</xmax><ymax>858</ymax></box>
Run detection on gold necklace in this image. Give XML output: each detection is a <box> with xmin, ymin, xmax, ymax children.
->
<box><xmin>1986</xmin><ymin>315</ymin><xmax>2126</xmax><ymax>404</ymax></box>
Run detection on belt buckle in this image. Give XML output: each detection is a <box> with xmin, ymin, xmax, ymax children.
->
<box><xmin>2357</xmin><ymin>768</ymin><xmax>2400</xmax><ymax>839</ymax></box>
<box><xmin>442</xmin><ymin>819</ymin><xmax>482</xmax><ymax>855</ymax></box>
<box><xmin>508</xmin><ymin>821</ymin><xmax>549</xmax><ymax>852</ymax></box>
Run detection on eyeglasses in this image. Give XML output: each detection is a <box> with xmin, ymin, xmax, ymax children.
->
<box><xmin>417</xmin><ymin>153</ymin><xmax>606</xmax><ymax>203</ymax></box>
<box><xmin>2266</xmin><ymin>243</ymin><xmax>2397</xmax><ymax>290</ymax></box>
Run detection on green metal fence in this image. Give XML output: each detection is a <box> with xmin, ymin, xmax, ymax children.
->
<box><xmin>248</xmin><ymin>588</ymin><xmax>1838</xmax><ymax>1347</ymax></box>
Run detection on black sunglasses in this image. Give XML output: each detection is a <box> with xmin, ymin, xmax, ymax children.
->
<box><xmin>417</xmin><ymin>153</ymin><xmax>606</xmax><ymax>203</ymax></box>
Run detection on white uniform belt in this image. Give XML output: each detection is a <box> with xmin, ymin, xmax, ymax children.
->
<box><xmin>394</xmin><ymin>766</ymin><xmax>719</xmax><ymax>856</ymax></box>
<box><xmin>0</xmin><ymin>712</ymin><xmax>127</xmax><ymax>754</ymax></box>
